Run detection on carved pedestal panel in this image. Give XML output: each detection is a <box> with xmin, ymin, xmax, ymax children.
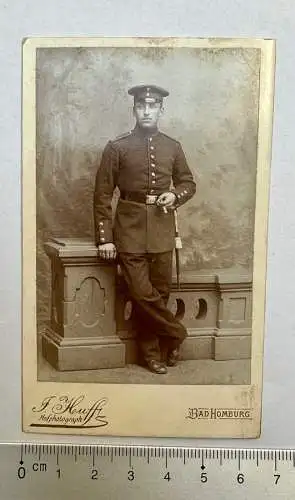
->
<box><xmin>42</xmin><ymin>238</ymin><xmax>125</xmax><ymax>371</ymax></box>
<box><xmin>214</xmin><ymin>272</ymin><xmax>252</xmax><ymax>360</ymax></box>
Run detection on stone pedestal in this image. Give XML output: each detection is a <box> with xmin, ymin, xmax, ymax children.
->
<box><xmin>214</xmin><ymin>271</ymin><xmax>252</xmax><ymax>360</ymax></box>
<box><xmin>41</xmin><ymin>238</ymin><xmax>253</xmax><ymax>371</ymax></box>
<box><xmin>42</xmin><ymin>238</ymin><xmax>125</xmax><ymax>371</ymax></box>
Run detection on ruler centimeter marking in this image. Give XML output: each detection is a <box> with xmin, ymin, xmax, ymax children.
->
<box><xmin>16</xmin><ymin>443</ymin><xmax>295</xmax><ymax>471</ymax></box>
<box><xmin>16</xmin><ymin>444</ymin><xmax>295</xmax><ymax>463</ymax></box>
<box><xmin>2</xmin><ymin>443</ymin><xmax>295</xmax><ymax>499</ymax></box>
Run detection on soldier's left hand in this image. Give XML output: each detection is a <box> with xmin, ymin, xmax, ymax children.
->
<box><xmin>156</xmin><ymin>192</ymin><xmax>176</xmax><ymax>209</ymax></box>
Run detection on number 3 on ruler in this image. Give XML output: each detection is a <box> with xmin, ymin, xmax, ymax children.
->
<box><xmin>128</xmin><ymin>470</ymin><xmax>135</xmax><ymax>481</ymax></box>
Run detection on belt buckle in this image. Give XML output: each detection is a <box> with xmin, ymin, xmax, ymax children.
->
<box><xmin>146</xmin><ymin>194</ymin><xmax>157</xmax><ymax>205</ymax></box>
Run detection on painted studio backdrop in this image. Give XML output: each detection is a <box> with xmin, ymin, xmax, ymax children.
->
<box><xmin>36</xmin><ymin>46</ymin><xmax>259</xmax><ymax>324</ymax></box>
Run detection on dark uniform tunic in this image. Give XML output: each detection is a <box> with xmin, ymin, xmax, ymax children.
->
<box><xmin>94</xmin><ymin>125</ymin><xmax>196</xmax><ymax>361</ymax></box>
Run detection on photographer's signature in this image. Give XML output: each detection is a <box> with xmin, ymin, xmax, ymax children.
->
<box><xmin>31</xmin><ymin>395</ymin><xmax>109</xmax><ymax>428</ymax></box>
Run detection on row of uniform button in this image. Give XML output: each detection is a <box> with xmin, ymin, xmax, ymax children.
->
<box><xmin>99</xmin><ymin>136</ymin><xmax>156</xmax><ymax>241</ymax></box>
<box><xmin>99</xmin><ymin>221</ymin><xmax>105</xmax><ymax>242</ymax></box>
<box><xmin>177</xmin><ymin>188</ymin><xmax>188</xmax><ymax>200</ymax></box>
<box><xmin>149</xmin><ymin>137</ymin><xmax>156</xmax><ymax>193</ymax></box>
<box><xmin>149</xmin><ymin>136</ymin><xmax>189</xmax><ymax>202</ymax></box>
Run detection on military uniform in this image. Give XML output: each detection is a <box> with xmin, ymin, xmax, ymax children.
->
<box><xmin>93</xmin><ymin>85</ymin><xmax>196</xmax><ymax>371</ymax></box>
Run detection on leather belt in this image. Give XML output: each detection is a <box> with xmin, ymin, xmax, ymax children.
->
<box><xmin>120</xmin><ymin>191</ymin><xmax>158</xmax><ymax>205</ymax></box>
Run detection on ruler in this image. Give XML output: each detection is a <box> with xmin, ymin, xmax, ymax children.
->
<box><xmin>1</xmin><ymin>444</ymin><xmax>295</xmax><ymax>499</ymax></box>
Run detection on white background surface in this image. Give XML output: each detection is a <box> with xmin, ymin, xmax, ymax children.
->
<box><xmin>0</xmin><ymin>0</ymin><xmax>294</xmax><ymax>448</ymax></box>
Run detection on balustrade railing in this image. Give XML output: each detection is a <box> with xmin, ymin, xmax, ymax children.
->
<box><xmin>41</xmin><ymin>238</ymin><xmax>252</xmax><ymax>371</ymax></box>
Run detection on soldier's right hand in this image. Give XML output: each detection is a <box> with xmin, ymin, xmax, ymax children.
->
<box><xmin>97</xmin><ymin>243</ymin><xmax>117</xmax><ymax>260</ymax></box>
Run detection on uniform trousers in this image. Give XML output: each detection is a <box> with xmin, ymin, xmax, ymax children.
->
<box><xmin>118</xmin><ymin>251</ymin><xmax>187</xmax><ymax>362</ymax></box>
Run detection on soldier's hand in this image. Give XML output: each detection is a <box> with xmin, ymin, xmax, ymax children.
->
<box><xmin>156</xmin><ymin>191</ymin><xmax>176</xmax><ymax>209</ymax></box>
<box><xmin>97</xmin><ymin>243</ymin><xmax>117</xmax><ymax>260</ymax></box>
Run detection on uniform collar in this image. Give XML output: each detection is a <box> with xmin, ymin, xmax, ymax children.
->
<box><xmin>133</xmin><ymin>124</ymin><xmax>160</xmax><ymax>139</ymax></box>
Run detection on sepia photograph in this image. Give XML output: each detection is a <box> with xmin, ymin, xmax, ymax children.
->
<box><xmin>22</xmin><ymin>37</ymin><xmax>275</xmax><ymax>437</ymax></box>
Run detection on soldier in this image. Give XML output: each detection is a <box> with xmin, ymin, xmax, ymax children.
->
<box><xmin>93</xmin><ymin>84</ymin><xmax>196</xmax><ymax>374</ymax></box>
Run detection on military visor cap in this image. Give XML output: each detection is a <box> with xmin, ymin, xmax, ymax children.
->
<box><xmin>128</xmin><ymin>84</ymin><xmax>169</xmax><ymax>103</ymax></box>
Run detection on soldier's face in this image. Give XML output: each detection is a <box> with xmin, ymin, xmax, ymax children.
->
<box><xmin>133</xmin><ymin>100</ymin><xmax>163</xmax><ymax>129</ymax></box>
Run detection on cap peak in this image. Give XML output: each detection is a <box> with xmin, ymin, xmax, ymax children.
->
<box><xmin>128</xmin><ymin>84</ymin><xmax>169</xmax><ymax>100</ymax></box>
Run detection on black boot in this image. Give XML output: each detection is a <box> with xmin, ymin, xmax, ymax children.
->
<box><xmin>146</xmin><ymin>359</ymin><xmax>168</xmax><ymax>374</ymax></box>
<box><xmin>166</xmin><ymin>349</ymin><xmax>180</xmax><ymax>367</ymax></box>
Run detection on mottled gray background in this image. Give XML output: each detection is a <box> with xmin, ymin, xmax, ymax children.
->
<box><xmin>37</xmin><ymin>46</ymin><xmax>259</xmax><ymax>320</ymax></box>
<box><xmin>1</xmin><ymin>0</ymin><xmax>295</xmax><ymax>449</ymax></box>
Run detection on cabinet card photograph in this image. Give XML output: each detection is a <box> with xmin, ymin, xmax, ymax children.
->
<box><xmin>22</xmin><ymin>37</ymin><xmax>275</xmax><ymax>437</ymax></box>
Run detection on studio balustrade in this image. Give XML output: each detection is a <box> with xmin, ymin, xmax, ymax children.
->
<box><xmin>41</xmin><ymin>238</ymin><xmax>252</xmax><ymax>371</ymax></box>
